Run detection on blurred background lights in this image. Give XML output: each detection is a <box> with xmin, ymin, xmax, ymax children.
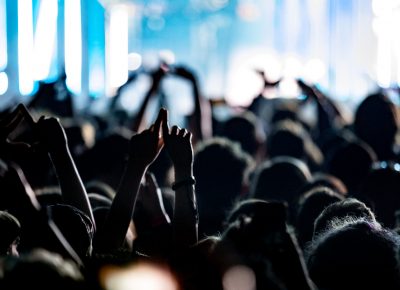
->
<box><xmin>1</xmin><ymin>0</ymin><xmax>400</xmax><ymax>107</ymax></box>
<box><xmin>128</xmin><ymin>53</ymin><xmax>142</xmax><ymax>71</ymax></box>
<box><xmin>100</xmin><ymin>262</ymin><xmax>179</xmax><ymax>290</ymax></box>
<box><xmin>159</xmin><ymin>50</ymin><xmax>176</xmax><ymax>66</ymax></box>
<box><xmin>65</xmin><ymin>0</ymin><xmax>82</xmax><ymax>94</ymax></box>
<box><xmin>0</xmin><ymin>72</ymin><xmax>8</xmax><ymax>95</ymax></box>
<box><xmin>33</xmin><ymin>0</ymin><xmax>58</xmax><ymax>81</ymax></box>
<box><xmin>18</xmin><ymin>0</ymin><xmax>34</xmax><ymax>95</ymax></box>
<box><xmin>0</xmin><ymin>0</ymin><xmax>7</xmax><ymax>70</ymax></box>
<box><xmin>303</xmin><ymin>59</ymin><xmax>327</xmax><ymax>83</ymax></box>
<box><xmin>107</xmin><ymin>4</ymin><xmax>129</xmax><ymax>90</ymax></box>
<box><xmin>222</xmin><ymin>265</ymin><xmax>256</xmax><ymax>290</ymax></box>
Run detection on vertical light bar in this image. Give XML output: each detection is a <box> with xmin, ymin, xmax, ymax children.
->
<box><xmin>0</xmin><ymin>0</ymin><xmax>7</xmax><ymax>70</ymax></box>
<box><xmin>0</xmin><ymin>72</ymin><xmax>8</xmax><ymax>95</ymax></box>
<box><xmin>108</xmin><ymin>4</ymin><xmax>128</xmax><ymax>89</ymax></box>
<box><xmin>65</xmin><ymin>0</ymin><xmax>82</xmax><ymax>93</ymax></box>
<box><xmin>18</xmin><ymin>0</ymin><xmax>34</xmax><ymax>95</ymax></box>
<box><xmin>33</xmin><ymin>0</ymin><xmax>58</xmax><ymax>80</ymax></box>
<box><xmin>373</xmin><ymin>0</ymin><xmax>392</xmax><ymax>87</ymax></box>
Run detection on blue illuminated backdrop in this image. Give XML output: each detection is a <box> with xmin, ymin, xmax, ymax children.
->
<box><xmin>0</xmin><ymin>0</ymin><xmax>399</xmax><ymax>111</ymax></box>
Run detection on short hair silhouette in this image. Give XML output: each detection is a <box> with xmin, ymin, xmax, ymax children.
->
<box><xmin>357</xmin><ymin>163</ymin><xmax>400</xmax><ymax>227</ymax></box>
<box><xmin>307</xmin><ymin>219</ymin><xmax>400</xmax><ymax>290</ymax></box>
<box><xmin>296</xmin><ymin>187</ymin><xmax>343</xmax><ymax>248</ymax></box>
<box><xmin>220</xmin><ymin>112</ymin><xmax>265</xmax><ymax>157</ymax></box>
<box><xmin>313</xmin><ymin>198</ymin><xmax>376</xmax><ymax>238</ymax></box>
<box><xmin>251</xmin><ymin>157</ymin><xmax>311</xmax><ymax>211</ymax></box>
<box><xmin>325</xmin><ymin>140</ymin><xmax>376</xmax><ymax>194</ymax></box>
<box><xmin>354</xmin><ymin>92</ymin><xmax>399</xmax><ymax>161</ymax></box>
<box><xmin>194</xmin><ymin>137</ymin><xmax>253</xmax><ymax>237</ymax></box>
<box><xmin>0</xmin><ymin>211</ymin><xmax>21</xmax><ymax>256</ymax></box>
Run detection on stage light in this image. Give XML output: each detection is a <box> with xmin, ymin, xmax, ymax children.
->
<box><xmin>222</xmin><ymin>265</ymin><xmax>256</xmax><ymax>290</ymax></box>
<box><xmin>18</xmin><ymin>0</ymin><xmax>34</xmax><ymax>95</ymax></box>
<box><xmin>159</xmin><ymin>50</ymin><xmax>175</xmax><ymax>65</ymax></box>
<box><xmin>0</xmin><ymin>0</ymin><xmax>7</xmax><ymax>70</ymax></box>
<box><xmin>303</xmin><ymin>59</ymin><xmax>326</xmax><ymax>83</ymax></box>
<box><xmin>100</xmin><ymin>261</ymin><xmax>178</xmax><ymax>290</ymax></box>
<box><xmin>128</xmin><ymin>53</ymin><xmax>142</xmax><ymax>71</ymax></box>
<box><xmin>372</xmin><ymin>15</ymin><xmax>392</xmax><ymax>87</ymax></box>
<box><xmin>0</xmin><ymin>72</ymin><xmax>8</xmax><ymax>95</ymax></box>
<box><xmin>65</xmin><ymin>0</ymin><xmax>82</xmax><ymax>94</ymax></box>
<box><xmin>108</xmin><ymin>4</ymin><xmax>128</xmax><ymax>88</ymax></box>
<box><xmin>33</xmin><ymin>0</ymin><xmax>58</xmax><ymax>80</ymax></box>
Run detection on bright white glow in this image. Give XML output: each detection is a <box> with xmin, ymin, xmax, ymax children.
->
<box><xmin>283</xmin><ymin>56</ymin><xmax>302</xmax><ymax>78</ymax></box>
<box><xmin>0</xmin><ymin>0</ymin><xmax>7</xmax><ymax>70</ymax></box>
<box><xmin>128</xmin><ymin>53</ymin><xmax>142</xmax><ymax>71</ymax></box>
<box><xmin>18</xmin><ymin>0</ymin><xmax>35</xmax><ymax>95</ymax></box>
<box><xmin>278</xmin><ymin>78</ymin><xmax>300</xmax><ymax>98</ymax></box>
<box><xmin>65</xmin><ymin>0</ymin><xmax>82</xmax><ymax>93</ymax></box>
<box><xmin>162</xmin><ymin>76</ymin><xmax>194</xmax><ymax>115</ymax></box>
<box><xmin>372</xmin><ymin>0</ymin><xmax>395</xmax><ymax>16</ymax></box>
<box><xmin>0</xmin><ymin>72</ymin><xmax>8</xmax><ymax>95</ymax></box>
<box><xmin>89</xmin><ymin>66</ymin><xmax>105</xmax><ymax>95</ymax></box>
<box><xmin>120</xmin><ymin>74</ymin><xmax>151</xmax><ymax>111</ymax></box>
<box><xmin>108</xmin><ymin>5</ymin><xmax>129</xmax><ymax>88</ymax></box>
<box><xmin>226</xmin><ymin>51</ymin><xmax>282</xmax><ymax>106</ymax></box>
<box><xmin>222</xmin><ymin>265</ymin><xmax>256</xmax><ymax>290</ymax></box>
<box><xmin>159</xmin><ymin>50</ymin><xmax>175</xmax><ymax>65</ymax></box>
<box><xmin>393</xmin><ymin>10</ymin><xmax>400</xmax><ymax>86</ymax></box>
<box><xmin>33</xmin><ymin>0</ymin><xmax>58</xmax><ymax>80</ymax></box>
<box><xmin>303</xmin><ymin>59</ymin><xmax>326</xmax><ymax>83</ymax></box>
<box><xmin>374</xmin><ymin>18</ymin><xmax>392</xmax><ymax>87</ymax></box>
<box><xmin>102</xmin><ymin>263</ymin><xmax>178</xmax><ymax>290</ymax></box>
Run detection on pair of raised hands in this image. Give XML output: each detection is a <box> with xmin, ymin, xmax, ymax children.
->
<box><xmin>0</xmin><ymin>103</ymin><xmax>70</xmax><ymax>157</ymax></box>
<box><xmin>130</xmin><ymin>108</ymin><xmax>193</xmax><ymax>174</ymax></box>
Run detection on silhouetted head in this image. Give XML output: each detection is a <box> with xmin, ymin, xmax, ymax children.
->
<box><xmin>251</xmin><ymin>157</ymin><xmax>311</xmax><ymax>209</ymax></box>
<box><xmin>313</xmin><ymin>198</ymin><xmax>376</xmax><ymax>238</ymax></box>
<box><xmin>220</xmin><ymin>112</ymin><xmax>265</xmax><ymax>157</ymax></box>
<box><xmin>325</xmin><ymin>140</ymin><xmax>377</xmax><ymax>194</ymax></box>
<box><xmin>0</xmin><ymin>211</ymin><xmax>21</xmax><ymax>256</ymax></box>
<box><xmin>214</xmin><ymin>201</ymin><xmax>288</xmax><ymax>290</ymax></box>
<box><xmin>302</xmin><ymin>173</ymin><xmax>347</xmax><ymax>196</ymax></box>
<box><xmin>296</xmin><ymin>187</ymin><xmax>344</xmax><ymax>248</ymax></box>
<box><xmin>357</xmin><ymin>162</ymin><xmax>400</xmax><ymax>227</ymax></box>
<box><xmin>307</xmin><ymin>220</ymin><xmax>400</xmax><ymax>290</ymax></box>
<box><xmin>354</xmin><ymin>93</ymin><xmax>399</xmax><ymax>161</ymax></box>
<box><xmin>194</xmin><ymin>138</ymin><xmax>253</xmax><ymax>237</ymax></box>
<box><xmin>0</xmin><ymin>249</ymin><xmax>84</xmax><ymax>290</ymax></box>
<box><xmin>267</xmin><ymin>120</ymin><xmax>322</xmax><ymax>170</ymax></box>
<box><xmin>48</xmin><ymin>204</ymin><xmax>94</xmax><ymax>258</ymax></box>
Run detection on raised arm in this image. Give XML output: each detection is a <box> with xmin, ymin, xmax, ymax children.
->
<box><xmin>132</xmin><ymin>68</ymin><xmax>165</xmax><ymax>133</ymax></box>
<box><xmin>173</xmin><ymin>66</ymin><xmax>212</xmax><ymax>143</ymax></box>
<box><xmin>94</xmin><ymin>109</ymin><xmax>165</xmax><ymax>252</ymax></box>
<box><xmin>162</xmin><ymin>110</ymin><xmax>198</xmax><ymax>247</ymax></box>
<box><xmin>0</xmin><ymin>162</ymin><xmax>83</xmax><ymax>266</ymax></box>
<box><xmin>297</xmin><ymin>79</ymin><xmax>344</xmax><ymax>138</ymax></box>
<box><xmin>36</xmin><ymin>117</ymin><xmax>94</xmax><ymax>227</ymax></box>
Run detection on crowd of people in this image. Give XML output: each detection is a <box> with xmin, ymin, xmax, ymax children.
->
<box><xmin>0</xmin><ymin>63</ymin><xmax>400</xmax><ymax>290</ymax></box>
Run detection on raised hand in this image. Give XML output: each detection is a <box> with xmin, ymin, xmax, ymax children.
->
<box><xmin>161</xmin><ymin>109</ymin><xmax>198</xmax><ymax>246</ymax></box>
<box><xmin>162</xmin><ymin>110</ymin><xmax>193</xmax><ymax>175</ymax></box>
<box><xmin>130</xmin><ymin>108</ymin><xmax>166</xmax><ymax>168</ymax></box>
<box><xmin>36</xmin><ymin>116</ymin><xmax>68</xmax><ymax>153</ymax></box>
